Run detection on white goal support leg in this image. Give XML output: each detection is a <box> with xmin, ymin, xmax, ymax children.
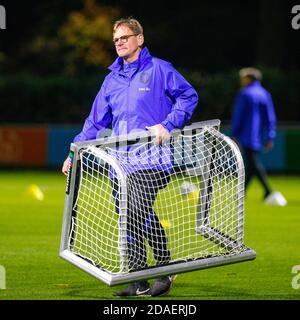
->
<box><xmin>59</xmin><ymin>119</ymin><xmax>256</xmax><ymax>285</ymax></box>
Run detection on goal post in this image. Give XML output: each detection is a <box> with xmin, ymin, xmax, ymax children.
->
<box><xmin>59</xmin><ymin>119</ymin><xmax>256</xmax><ymax>286</ymax></box>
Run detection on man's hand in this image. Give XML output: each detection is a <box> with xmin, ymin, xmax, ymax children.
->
<box><xmin>264</xmin><ymin>140</ymin><xmax>274</xmax><ymax>152</ymax></box>
<box><xmin>62</xmin><ymin>157</ymin><xmax>70</xmax><ymax>176</ymax></box>
<box><xmin>146</xmin><ymin>124</ymin><xmax>171</xmax><ymax>145</ymax></box>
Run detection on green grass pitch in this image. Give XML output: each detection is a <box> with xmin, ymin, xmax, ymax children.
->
<box><xmin>0</xmin><ymin>170</ymin><xmax>299</xmax><ymax>300</ymax></box>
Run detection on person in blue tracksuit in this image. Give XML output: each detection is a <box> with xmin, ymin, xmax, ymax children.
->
<box><xmin>231</xmin><ymin>67</ymin><xmax>277</xmax><ymax>201</ymax></box>
<box><xmin>62</xmin><ymin>18</ymin><xmax>198</xmax><ymax>296</ymax></box>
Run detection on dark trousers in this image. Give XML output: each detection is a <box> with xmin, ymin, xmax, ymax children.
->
<box><xmin>243</xmin><ymin>147</ymin><xmax>272</xmax><ymax>197</ymax></box>
<box><xmin>112</xmin><ymin>170</ymin><xmax>171</xmax><ymax>271</ymax></box>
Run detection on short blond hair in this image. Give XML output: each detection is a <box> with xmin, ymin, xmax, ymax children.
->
<box><xmin>239</xmin><ymin>67</ymin><xmax>262</xmax><ymax>81</ymax></box>
<box><xmin>113</xmin><ymin>18</ymin><xmax>143</xmax><ymax>35</ymax></box>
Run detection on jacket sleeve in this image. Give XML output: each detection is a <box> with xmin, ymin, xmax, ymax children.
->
<box><xmin>231</xmin><ymin>92</ymin><xmax>247</xmax><ymax>138</ymax></box>
<box><xmin>264</xmin><ymin>92</ymin><xmax>276</xmax><ymax>141</ymax></box>
<box><xmin>160</xmin><ymin>65</ymin><xmax>198</xmax><ymax>132</ymax></box>
<box><xmin>73</xmin><ymin>80</ymin><xmax>112</xmax><ymax>142</ymax></box>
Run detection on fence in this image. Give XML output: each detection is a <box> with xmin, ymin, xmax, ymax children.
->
<box><xmin>0</xmin><ymin>124</ymin><xmax>299</xmax><ymax>173</ymax></box>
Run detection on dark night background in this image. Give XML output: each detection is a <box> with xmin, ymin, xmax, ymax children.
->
<box><xmin>0</xmin><ymin>0</ymin><xmax>300</xmax><ymax>124</ymax></box>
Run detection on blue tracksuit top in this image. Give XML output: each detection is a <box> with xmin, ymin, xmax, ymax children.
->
<box><xmin>231</xmin><ymin>80</ymin><xmax>276</xmax><ymax>151</ymax></box>
<box><xmin>74</xmin><ymin>47</ymin><xmax>198</xmax><ymax>142</ymax></box>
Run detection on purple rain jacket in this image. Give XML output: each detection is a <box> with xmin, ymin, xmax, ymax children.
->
<box><xmin>73</xmin><ymin>47</ymin><xmax>198</xmax><ymax>142</ymax></box>
<box><xmin>231</xmin><ymin>80</ymin><xmax>276</xmax><ymax>151</ymax></box>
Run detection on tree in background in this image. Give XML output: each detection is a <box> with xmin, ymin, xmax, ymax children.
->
<box><xmin>22</xmin><ymin>0</ymin><xmax>119</xmax><ymax>75</ymax></box>
<box><xmin>59</xmin><ymin>0</ymin><xmax>119</xmax><ymax>74</ymax></box>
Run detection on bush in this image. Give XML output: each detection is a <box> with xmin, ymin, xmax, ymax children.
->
<box><xmin>0</xmin><ymin>72</ymin><xmax>107</xmax><ymax>124</ymax></box>
<box><xmin>181</xmin><ymin>66</ymin><xmax>300</xmax><ymax>124</ymax></box>
<box><xmin>1</xmin><ymin>67</ymin><xmax>299</xmax><ymax>124</ymax></box>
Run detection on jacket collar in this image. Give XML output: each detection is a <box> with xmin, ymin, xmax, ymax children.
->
<box><xmin>108</xmin><ymin>47</ymin><xmax>152</xmax><ymax>73</ymax></box>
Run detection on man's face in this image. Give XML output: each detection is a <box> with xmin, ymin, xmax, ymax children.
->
<box><xmin>240</xmin><ymin>76</ymin><xmax>252</xmax><ymax>87</ymax></box>
<box><xmin>113</xmin><ymin>25</ymin><xmax>144</xmax><ymax>62</ymax></box>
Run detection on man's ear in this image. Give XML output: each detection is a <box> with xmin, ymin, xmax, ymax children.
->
<box><xmin>137</xmin><ymin>34</ymin><xmax>144</xmax><ymax>47</ymax></box>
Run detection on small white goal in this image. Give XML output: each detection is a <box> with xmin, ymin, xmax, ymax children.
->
<box><xmin>60</xmin><ymin>119</ymin><xmax>256</xmax><ymax>285</ymax></box>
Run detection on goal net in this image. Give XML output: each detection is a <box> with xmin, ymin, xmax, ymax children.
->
<box><xmin>60</xmin><ymin>120</ymin><xmax>256</xmax><ymax>285</ymax></box>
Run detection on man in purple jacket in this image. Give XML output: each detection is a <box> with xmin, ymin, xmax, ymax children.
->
<box><xmin>62</xmin><ymin>18</ymin><xmax>198</xmax><ymax>296</ymax></box>
<box><xmin>231</xmin><ymin>67</ymin><xmax>286</xmax><ymax>206</ymax></box>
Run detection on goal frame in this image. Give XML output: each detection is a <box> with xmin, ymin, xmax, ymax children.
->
<box><xmin>59</xmin><ymin>119</ymin><xmax>256</xmax><ymax>286</ymax></box>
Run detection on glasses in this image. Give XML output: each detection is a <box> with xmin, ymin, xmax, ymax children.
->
<box><xmin>113</xmin><ymin>34</ymin><xmax>137</xmax><ymax>45</ymax></box>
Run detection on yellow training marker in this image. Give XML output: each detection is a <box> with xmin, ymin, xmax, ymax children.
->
<box><xmin>160</xmin><ymin>220</ymin><xmax>172</xmax><ymax>228</ymax></box>
<box><xmin>25</xmin><ymin>184</ymin><xmax>44</xmax><ymax>201</ymax></box>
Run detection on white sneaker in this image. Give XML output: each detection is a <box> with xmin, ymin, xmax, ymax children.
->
<box><xmin>264</xmin><ymin>191</ymin><xmax>287</xmax><ymax>206</ymax></box>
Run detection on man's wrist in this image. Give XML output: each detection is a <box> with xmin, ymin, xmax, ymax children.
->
<box><xmin>161</xmin><ymin>121</ymin><xmax>175</xmax><ymax>133</ymax></box>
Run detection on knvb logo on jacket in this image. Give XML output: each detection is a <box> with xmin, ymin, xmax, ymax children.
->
<box><xmin>0</xmin><ymin>5</ymin><xmax>6</xmax><ymax>29</ymax></box>
<box><xmin>139</xmin><ymin>72</ymin><xmax>151</xmax><ymax>92</ymax></box>
<box><xmin>291</xmin><ymin>5</ymin><xmax>300</xmax><ymax>30</ymax></box>
<box><xmin>140</xmin><ymin>72</ymin><xmax>151</xmax><ymax>84</ymax></box>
